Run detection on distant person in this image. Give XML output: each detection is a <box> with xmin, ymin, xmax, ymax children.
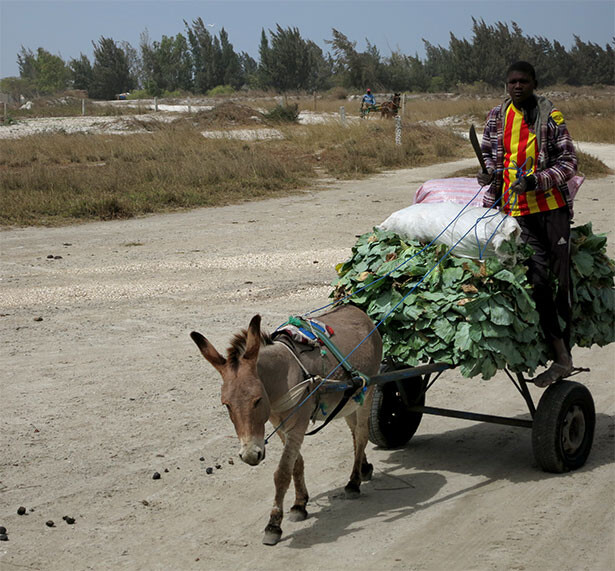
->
<box><xmin>361</xmin><ymin>88</ymin><xmax>376</xmax><ymax>110</ymax></box>
<box><xmin>477</xmin><ymin>61</ymin><xmax>578</xmax><ymax>388</ymax></box>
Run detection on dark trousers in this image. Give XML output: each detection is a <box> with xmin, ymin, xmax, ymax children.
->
<box><xmin>517</xmin><ymin>207</ymin><xmax>572</xmax><ymax>350</ymax></box>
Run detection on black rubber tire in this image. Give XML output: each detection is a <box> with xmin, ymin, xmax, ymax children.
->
<box><xmin>532</xmin><ymin>380</ymin><xmax>595</xmax><ymax>473</ymax></box>
<box><xmin>368</xmin><ymin>362</ymin><xmax>427</xmax><ymax>449</ymax></box>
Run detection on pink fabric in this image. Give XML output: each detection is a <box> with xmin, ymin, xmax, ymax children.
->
<box><xmin>414</xmin><ymin>175</ymin><xmax>584</xmax><ymax>206</ymax></box>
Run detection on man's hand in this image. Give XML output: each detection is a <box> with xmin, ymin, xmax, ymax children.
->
<box><xmin>477</xmin><ymin>167</ymin><xmax>494</xmax><ymax>187</ymax></box>
<box><xmin>510</xmin><ymin>174</ymin><xmax>536</xmax><ymax>195</ymax></box>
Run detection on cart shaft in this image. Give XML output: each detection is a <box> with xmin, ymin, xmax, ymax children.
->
<box><xmin>369</xmin><ymin>363</ymin><xmax>450</xmax><ymax>386</ymax></box>
<box><xmin>408</xmin><ymin>405</ymin><xmax>533</xmax><ymax>428</ymax></box>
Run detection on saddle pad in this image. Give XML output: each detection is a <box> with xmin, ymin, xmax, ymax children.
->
<box><xmin>273</xmin><ymin>317</ymin><xmax>334</xmax><ymax>347</ymax></box>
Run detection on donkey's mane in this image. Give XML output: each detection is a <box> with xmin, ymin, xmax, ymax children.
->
<box><xmin>227</xmin><ymin>328</ymin><xmax>274</xmax><ymax>369</ymax></box>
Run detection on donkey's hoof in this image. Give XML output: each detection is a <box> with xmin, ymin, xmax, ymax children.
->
<box><xmin>361</xmin><ymin>462</ymin><xmax>374</xmax><ymax>482</ymax></box>
<box><xmin>344</xmin><ymin>482</ymin><xmax>361</xmax><ymax>499</ymax></box>
<box><xmin>262</xmin><ymin>525</ymin><xmax>282</xmax><ymax>546</ymax></box>
<box><xmin>289</xmin><ymin>505</ymin><xmax>308</xmax><ymax>522</ymax></box>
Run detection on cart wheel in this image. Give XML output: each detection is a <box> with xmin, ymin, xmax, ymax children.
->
<box><xmin>368</xmin><ymin>362</ymin><xmax>426</xmax><ymax>449</ymax></box>
<box><xmin>532</xmin><ymin>380</ymin><xmax>595</xmax><ymax>473</ymax></box>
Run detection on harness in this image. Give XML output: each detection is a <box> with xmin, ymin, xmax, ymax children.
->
<box><xmin>270</xmin><ymin>316</ymin><xmax>370</xmax><ymax>437</ymax></box>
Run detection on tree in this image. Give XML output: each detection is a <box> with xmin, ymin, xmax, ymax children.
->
<box><xmin>119</xmin><ymin>41</ymin><xmax>141</xmax><ymax>90</ymax></box>
<box><xmin>141</xmin><ymin>31</ymin><xmax>193</xmax><ymax>95</ymax></box>
<box><xmin>570</xmin><ymin>36</ymin><xmax>615</xmax><ymax>85</ymax></box>
<box><xmin>257</xmin><ymin>29</ymin><xmax>272</xmax><ymax>88</ymax></box>
<box><xmin>185</xmin><ymin>17</ymin><xmax>216</xmax><ymax>93</ymax></box>
<box><xmin>256</xmin><ymin>25</ymin><xmax>330</xmax><ymax>91</ymax></box>
<box><xmin>383</xmin><ymin>51</ymin><xmax>428</xmax><ymax>92</ymax></box>
<box><xmin>239</xmin><ymin>51</ymin><xmax>258</xmax><ymax>86</ymax></box>
<box><xmin>219</xmin><ymin>28</ymin><xmax>243</xmax><ymax>88</ymax></box>
<box><xmin>17</xmin><ymin>46</ymin><xmax>70</xmax><ymax>94</ymax></box>
<box><xmin>327</xmin><ymin>29</ymin><xmax>383</xmax><ymax>89</ymax></box>
<box><xmin>89</xmin><ymin>37</ymin><xmax>134</xmax><ymax>99</ymax></box>
<box><xmin>69</xmin><ymin>54</ymin><xmax>93</xmax><ymax>91</ymax></box>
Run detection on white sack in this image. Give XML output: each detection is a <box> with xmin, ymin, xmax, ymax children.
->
<box><xmin>377</xmin><ymin>202</ymin><xmax>521</xmax><ymax>261</ymax></box>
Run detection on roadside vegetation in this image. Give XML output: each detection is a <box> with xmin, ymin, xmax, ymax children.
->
<box><xmin>0</xmin><ymin>92</ymin><xmax>612</xmax><ymax>227</ymax></box>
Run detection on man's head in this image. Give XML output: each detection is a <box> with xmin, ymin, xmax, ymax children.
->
<box><xmin>506</xmin><ymin>61</ymin><xmax>537</xmax><ymax>107</ymax></box>
<box><xmin>367</xmin><ymin>89</ymin><xmax>371</xmax><ymax>94</ymax></box>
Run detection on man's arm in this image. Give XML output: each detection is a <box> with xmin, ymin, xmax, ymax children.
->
<box><xmin>480</xmin><ymin>108</ymin><xmax>498</xmax><ymax>171</ymax></box>
<box><xmin>479</xmin><ymin>107</ymin><xmax>500</xmax><ymax>207</ymax></box>
<box><xmin>534</xmin><ymin>112</ymin><xmax>577</xmax><ymax>191</ymax></box>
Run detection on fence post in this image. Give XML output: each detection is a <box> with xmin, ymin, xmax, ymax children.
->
<box><xmin>395</xmin><ymin>115</ymin><xmax>402</xmax><ymax>146</ymax></box>
<box><xmin>4</xmin><ymin>102</ymin><xmax>7</xmax><ymax>122</ymax></box>
<box><xmin>154</xmin><ymin>97</ymin><xmax>158</xmax><ymax>112</ymax></box>
<box><xmin>81</xmin><ymin>99</ymin><xmax>85</xmax><ymax>116</ymax></box>
<box><xmin>339</xmin><ymin>105</ymin><xmax>346</xmax><ymax>126</ymax></box>
<box><xmin>313</xmin><ymin>91</ymin><xmax>316</xmax><ymax>111</ymax></box>
<box><xmin>188</xmin><ymin>97</ymin><xmax>191</xmax><ymax>113</ymax></box>
<box><xmin>401</xmin><ymin>94</ymin><xmax>406</xmax><ymax>117</ymax></box>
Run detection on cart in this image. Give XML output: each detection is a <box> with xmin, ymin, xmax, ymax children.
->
<box><xmin>360</xmin><ymin>103</ymin><xmax>381</xmax><ymax>119</ymax></box>
<box><xmin>366</xmin><ymin>360</ymin><xmax>595</xmax><ymax>473</ymax></box>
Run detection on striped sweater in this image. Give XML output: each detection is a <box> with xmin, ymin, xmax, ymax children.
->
<box><xmin>480</xmin><ymin>95</ymin><xmax>578</xmax><ymax>216</ymax></box>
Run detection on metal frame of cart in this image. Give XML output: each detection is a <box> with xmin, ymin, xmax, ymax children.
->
<box><xmin>366</xmin><ymin>361</ymin><xmax>595</xmax><ymax>474</ymax></box>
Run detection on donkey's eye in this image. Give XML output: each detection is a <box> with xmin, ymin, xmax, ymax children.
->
<box><xmin>253</xmin><ymin>397</ymin><xmax>262</xmax><ymax>409</ymax></box>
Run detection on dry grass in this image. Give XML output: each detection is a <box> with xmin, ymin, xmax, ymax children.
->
<box><xmin>1</xmin><ymin>89</ymin><xmax>612</xmax><ymax>227</ymax></box>
<box><xmin>0</xmin><ymin>119</ymin><xmax>469</xmax><ymax>226</ymax></box>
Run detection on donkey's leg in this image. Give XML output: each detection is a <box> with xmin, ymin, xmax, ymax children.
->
<box><xmin>288</xmin><ymin>452</ymin><xmax>309</xmax><ymax>522</ymax></box>
<box><xmin>343</xmin><ymin>413</ymin><xmax>363</xmax><ymax>499</ymax></box>
<box><xmin>344</xmin><ymin>391</ymin><xmax>374</xmax><ymax>498</ymax></box>
<box><xmin>359</xmin><ymin>389</ymin><xmax>374</xmax><ymax>482</ymax></box>
<box><xmin>276</xmin><ymin>433</ymin><xmax>309</xmax><ymax>522</ymax></box>
<box><xmin>263</xmin><ymin>429</ymin><xmax>305</xmax><ymax>545</ymax></box>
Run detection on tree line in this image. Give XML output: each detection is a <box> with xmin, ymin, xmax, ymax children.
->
<box><xmin>3</xmin><ymin>18</ymin><xmax>613</xmax><ymax>100</ymax></box>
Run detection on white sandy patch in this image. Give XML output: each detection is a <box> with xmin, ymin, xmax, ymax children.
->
<box><xmin>0</xmin><ymin>113</ymin><xmax>179</xmax><ymax>139</ymax></box>
<box><xmin>201</xmin><ymin>127</ymin><xmax>284</xmax><ymax>140</ymax></box>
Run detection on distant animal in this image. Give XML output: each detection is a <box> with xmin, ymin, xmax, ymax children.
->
<box><xmin>380</xmin><ymin>93</ymin><xmax>401</xmax><ymax>119</ymax></box>
<box><xmin>190</xmin><ymin>304</ymin><xmax>382</xmax><ymax>545</ymax></box>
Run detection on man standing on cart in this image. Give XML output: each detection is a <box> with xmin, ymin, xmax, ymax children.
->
<box><xmin>477</xmin><ymin>61</ymin><xmax>578</xmax><ymax>388</ymax></box>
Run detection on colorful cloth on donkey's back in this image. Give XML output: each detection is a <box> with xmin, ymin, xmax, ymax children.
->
<box><xmin>272</xmin><ymin>317</ymin><xmax>334</xmax><ymax>347</ymax></box>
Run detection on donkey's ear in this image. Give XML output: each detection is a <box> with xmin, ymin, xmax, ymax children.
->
<box><xmin>190</xmin><ymin>331</ymin><xmax>226</xmax><ymax>370</ymax></box>
<box><xmin>243</xmin><ymin>314</ymin><xmax>262</xmax><ymax>361</ymax></box>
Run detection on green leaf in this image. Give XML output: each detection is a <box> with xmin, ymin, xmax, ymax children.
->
<box><xmin>488</xmin><ymin>300</ymin><xmax>514</xmax><ymax>326</ymax></box>
<box><xmin>454</xmin><ymin>322</ymin><xmax>472</xmax><ymax>352</ymax></box>
<box><xmin>434</xmin><ymin>318</ymin><xmax>456</xmax><ymax>343</ymax></box>
<box><xmin>573</xmin><ymin>250</ymin><xmax>594</xmax><ymax>277</ymax></box>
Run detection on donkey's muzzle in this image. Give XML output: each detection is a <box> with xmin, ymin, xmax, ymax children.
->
<box><xmin>240</xmin><ymin>444</ymin><xmax>266</xmax><ymax>466</ymax></box>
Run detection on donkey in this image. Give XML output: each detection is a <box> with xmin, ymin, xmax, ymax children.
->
<box><xmin>380</xmin><ymin>93</ymin><xmax>401</xmax><ymax>119</ymax></box>
<box><xmin>190</xmin><ymin>304</ymin><xmax>382</xmax><ymax>545</ymax></box>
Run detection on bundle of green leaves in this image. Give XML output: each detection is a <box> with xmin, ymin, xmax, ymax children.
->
<box><xmin>332</xmin><ymin>222</ymin><xmax>614</xmax><ymax>380</ymax></box>
<box><xmin>570</xmin><ymin>223</ymin><xmax>615</xmax><ymax>347</ymax></box>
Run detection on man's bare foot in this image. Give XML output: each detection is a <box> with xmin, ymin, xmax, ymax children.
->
<box><xmin>533</xmin><ymin>361</ymin><xmax>573</xmax><ymax>388</ymax></box>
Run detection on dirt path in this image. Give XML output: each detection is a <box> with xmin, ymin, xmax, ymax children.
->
<box><xmin>1</xmin><ymin>152</ymin><xmax>614</xmax><ymax>570</ymax></box>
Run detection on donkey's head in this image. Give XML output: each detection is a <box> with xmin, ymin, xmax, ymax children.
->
<box><xmin>190</xmin><ymin>315</ymin><xmax>271</xmax><ymax>466</ymax></box>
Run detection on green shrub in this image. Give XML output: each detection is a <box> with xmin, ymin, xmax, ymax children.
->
<box><xmin>264</xmin><ymin>103</ymin><xmax>300</xmax><ymax>123</ymax></box>
<box><xmin>208</xmin><ymin>85</ymin><xmax>235</xmax><ymax>96</ymax></box>
<box><xmin>127</xmin><ymin>90</ymin><xmax>148</xmax><ymax>100</ymax></box>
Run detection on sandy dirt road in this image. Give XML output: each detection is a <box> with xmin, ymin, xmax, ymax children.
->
<box><xmin>1</xmin><ymin>147</ymin><xmax>614</xmax><ymax>570</ymax></box>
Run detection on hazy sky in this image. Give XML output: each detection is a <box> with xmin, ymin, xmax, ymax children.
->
<box><xmin>1</xmin><ymin>0</ymin><xmax>614</xmax><ymax>79</ymax></box>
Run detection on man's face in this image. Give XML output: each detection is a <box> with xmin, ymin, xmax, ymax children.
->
<box><xmin>507</xmin><ymin>71</ymin><xmax>536</xmax><ymax>106</ymax></box>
